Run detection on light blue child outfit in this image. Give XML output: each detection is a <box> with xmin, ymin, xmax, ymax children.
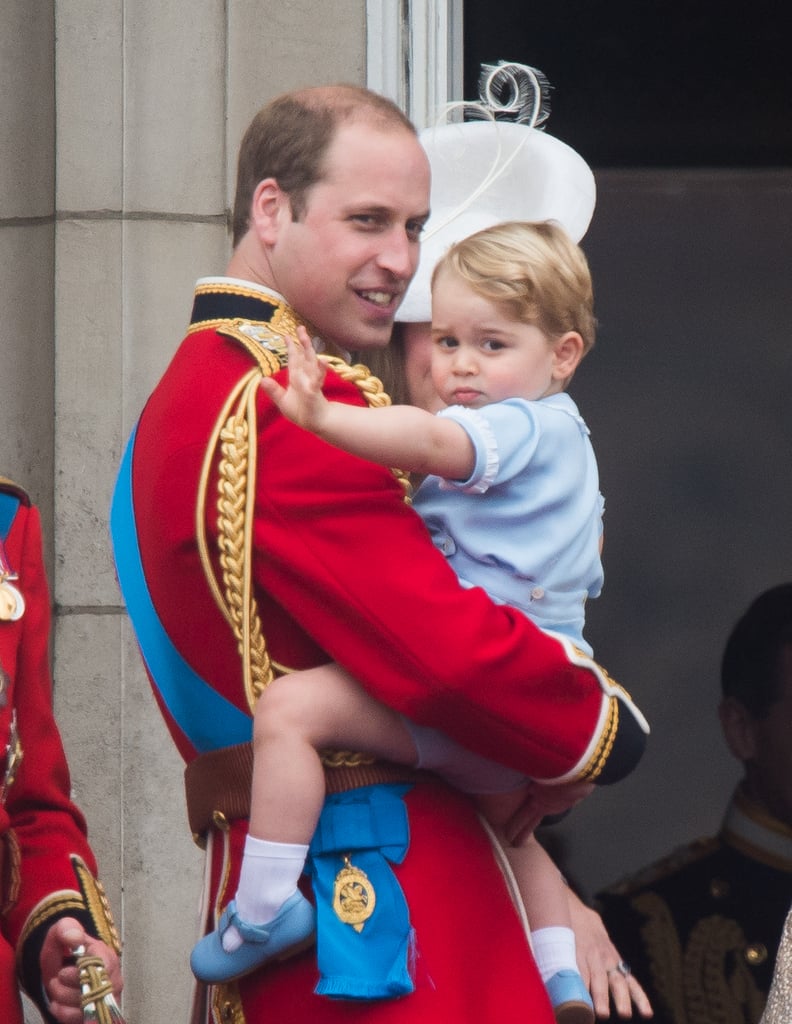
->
<box><xmin>403</xmin><ymin>392</ymin><xmax>604</xmax><ymax>794</ymax></box>
<box><xmin>192</xmin><ymin>391</ymin><xmax>602</xmax><ymax>1019</ymax></box>
<box><xmin>406</xmin><ymin>391</ymin><xmax>602</xmax><ymax>1022</ymax></box>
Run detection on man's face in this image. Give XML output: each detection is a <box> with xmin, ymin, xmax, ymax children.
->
<box><xmin>269</xmin><ymin>121</ymin><xmax>430</xmax><ymax>351</ymax></box>
<box><xmin>744</xmin><ymin>645</ymin><xmax>792</xmax><ymax>827</ymax></box>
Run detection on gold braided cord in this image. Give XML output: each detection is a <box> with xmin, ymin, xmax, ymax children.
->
<box><xmin>684</xmin><ymin>916</ymin><xmax>764</xmax><ymax>1024</ymax></box>
<box><xmin>196</xmin><ymin>338</ymin><xmax>412</xmax><ymax>724</ymax></box>
<box><xmin>196</xmin><ymin>367</ymin><xmax>274</xmax><ymax>710</ymax></box>
<box><xmin>214</xmin><ymin>377</ymin><xmax>274</xmax><ymax>710</ymax></box>
<box><xmin>196</xmin><ymin>368</ymin><xmax>260</xmax><ymax>628</ymax></box>
<box><xmin>577</xmin><ymin>695</ymin><xmax>618</xmax><ymax>782</ymax></box>
<box><xmin>319</xmin><ymin>354</ymin><xmax>412</xmax><ymax>498</ymax></box>
<box><xmin>319</xmin><ymin>355</ymin><xmax>391</xmax><ymax>406</ymax></box>
<box><xmin>243</xmin><ymin>378</ymin><xmax>265</xmax><ymax>700</ymax></box>
<box><xmin>633</xmin><ymin>891</ymin><xmax>688</xmax><ymax>1022</ymax></box>
<box><xmin>76</xmin><ymin>950</ymin><xmax>126</xmax><ymax>1023</ymax></box>
<box><xmin>632</xmin><ymin>891</ymin><xmax>766</xmax><ymax>1024</ymax></box>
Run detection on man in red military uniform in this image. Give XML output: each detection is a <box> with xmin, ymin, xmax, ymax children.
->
<box><xmin>0</xmin><ymin>477</ymin><xmax>122</xmax><ymax>1024</ymax></box>
<box><xmin>111</xmin><ymin>84</ymin><xmax>649</xmax><ymax>1023</ymax></box>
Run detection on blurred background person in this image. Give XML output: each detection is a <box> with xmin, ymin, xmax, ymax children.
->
<box><xmin>0</xmin><ymin>475</ymin><xmax>122</xmax><ymax>1024</ymax></box>
<box><xmin>598</xmin><ymin>583</ymin><xmax>792</xmax><ymax>1023</ymax></box>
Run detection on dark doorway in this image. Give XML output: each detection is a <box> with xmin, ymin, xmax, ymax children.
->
<box><xmin>463</xmin><ymin>2</ymin><xmax>792</xmax><ymax>167</ymax></box>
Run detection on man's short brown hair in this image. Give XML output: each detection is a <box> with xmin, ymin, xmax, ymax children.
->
<box><xmin>231</xmin><ymin>84</ymin><xmax>416</xmax><ymax>246</ymax></box>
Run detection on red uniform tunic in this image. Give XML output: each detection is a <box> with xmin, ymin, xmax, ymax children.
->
<box><xmin>0</xmin><ymin>480</ymin><xmax>119</xmax><ymax>1024</ymax></box>
<box><xmin>118</xmin><ymin>279</ymin><xmax>648</xmax><ymax>1023</ymax></box>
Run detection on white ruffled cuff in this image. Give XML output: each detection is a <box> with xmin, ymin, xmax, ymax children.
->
<box><xmin>439</xmin><ymin>405</ymin><xmax>499</xmax><ymax>494</ymax></box>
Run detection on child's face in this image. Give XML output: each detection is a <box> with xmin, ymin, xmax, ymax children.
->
<box><xmin>429</xmin><ymin>267</ymin><xmax>561</xmax><ymax>410</ymax></box>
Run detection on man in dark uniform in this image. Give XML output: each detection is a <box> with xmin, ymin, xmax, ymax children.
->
<box><xmin>598</xmin><ymin>584</ymin><xmax>792</xmax><ymax>1024</ymax></box>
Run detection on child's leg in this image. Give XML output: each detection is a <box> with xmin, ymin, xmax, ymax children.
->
<box><xmin>191</xmin><ymin>663</ymin><xmax>420</xmax><ymax>979</ymax></box>
<box><xmin>235</xmin><ymin>664</ymin><xmax>417</xmax><ymax>928</ymax></box>
<box><xmin>473</xmin><ymin>789</ymin><xmax>571</xmax><ymax>931</ymax></box>
<box><xmin>249</xmin><ymin>662</ymin><xmax>418</xmax><ymax>843</ymax></box>
<box><xmin>476</xmin><ymin>791</ymin><xmax>593</xmax><ymax>1022</ymax></box>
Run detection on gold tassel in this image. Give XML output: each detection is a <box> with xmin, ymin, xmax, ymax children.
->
<box><xmin>73</xmin><ymin>945</ymin><xmax>126</xmax><ymax>1024</ymax></box>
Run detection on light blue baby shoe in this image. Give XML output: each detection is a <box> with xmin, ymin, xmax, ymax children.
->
<box><xmin>190</xmin><ymin>891</ymin><xmax>316</xmax><ymax>984</ymax></box>
<box><xmin>545</xmin><ymin>968</ymin><xmax>595</xmax><ymax>1024</ymax></box>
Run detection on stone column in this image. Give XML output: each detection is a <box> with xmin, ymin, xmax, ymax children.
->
<box><xmin>0</xmin><ymin>2</ymin><xmax>55</xmax><ymax>549</ymax></box>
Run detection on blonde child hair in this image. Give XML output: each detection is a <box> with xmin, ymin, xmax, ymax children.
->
<box><xmin>432</xmin><ymin>220</ymin><xmax>597</xmax><ymax>375</ymax></box>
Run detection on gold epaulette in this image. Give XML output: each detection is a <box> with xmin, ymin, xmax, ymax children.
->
<box><xmin>217</xmin><ymin>321</ymin><xmax>289</xmax><ymax>376</ymax></box>
<box><xmin>0</xmin><ymin>477</ymin><xmax>30</xmax><ymax>506</ymax></box>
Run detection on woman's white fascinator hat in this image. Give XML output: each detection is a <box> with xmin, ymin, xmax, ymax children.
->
<box><xmin>398</xmin><ymin>62</ymin><xmax>596</xmax><ymax>323</ymax></box>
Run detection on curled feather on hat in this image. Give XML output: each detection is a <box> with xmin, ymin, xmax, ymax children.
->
<box><xmin>397</xmin><ymin>62</ymin><xmax>595</xmax><ymax>323</ymax></box>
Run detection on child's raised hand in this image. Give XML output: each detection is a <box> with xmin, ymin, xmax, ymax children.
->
<box><xmin>260</xmin><ymin>325</ymin><xmax>330</xmax><ymax>430</ymax></box>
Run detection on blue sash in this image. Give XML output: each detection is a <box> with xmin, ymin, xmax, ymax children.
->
<box><xmin>110</xmin><ymin>425</ymin><xmax>252</xmax><ymax>753</ymax></box>
<box><xmin>112</xmin><ymin>426</ymin><xmax>415</xmax><ymax>1000</ymax></box>
<box><xmin>0</xmin><ymin>493</ymin><xmax>20</xmax><ymax>541</ymax></box>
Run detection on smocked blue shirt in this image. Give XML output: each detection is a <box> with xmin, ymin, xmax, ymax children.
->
<box><xmin>413</xmin><ymin>393</ymin><xmax>603</xmax><ymax>655</ymax></box>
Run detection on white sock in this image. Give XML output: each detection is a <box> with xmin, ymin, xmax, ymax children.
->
<box><xmin>531</xmin><ymin>926</ymin><xmax>578</xmax><ymax>983</ymax></box>
<box><xmin>221</xmin><ymin>836</ymin><xmax>309</xmax><ymax>953</ymax></box>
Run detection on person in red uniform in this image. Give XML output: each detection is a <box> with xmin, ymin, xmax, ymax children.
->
<box><xmin>110</xmin><ymin>84</ymin><xmax>649</xmax><ymax>1023</ymax></box>
<box><xmin>0</xmin><ymin>476</ymin><xmax>122</xmax><ymax>1024</ymax></box>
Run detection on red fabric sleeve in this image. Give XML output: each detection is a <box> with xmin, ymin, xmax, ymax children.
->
<box><xmin>250</xmin><ymin>369</ymin><xmax>606</xmax><ymax>777</ymax></box>
<box><xmin>133</xmin><ymin>330</ymin><xmax>645</xmax><ymax>780</ymax></box>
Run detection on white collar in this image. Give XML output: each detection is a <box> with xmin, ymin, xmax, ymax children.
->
<box><xmin>722</xmin><ymin>785</ymin><xmax>792</xmax><ymax>872</ymax></box>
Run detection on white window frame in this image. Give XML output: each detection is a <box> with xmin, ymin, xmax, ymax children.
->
<box><xmin>366</xmin><ymin>0</ymin><xmax>464</xmax><ymax>129</ymax></box>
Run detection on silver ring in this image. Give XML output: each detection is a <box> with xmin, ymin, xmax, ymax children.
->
<box><xmin>607</xmin><ymin>960</ymin><xmax>631</xmax><ymax>978</ymax></box>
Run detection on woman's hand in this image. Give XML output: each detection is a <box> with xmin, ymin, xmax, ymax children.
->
<box><xmin>567</xmin><ymin>894</ymin><xmax>653</xmax><ymax>1019</ymax></box>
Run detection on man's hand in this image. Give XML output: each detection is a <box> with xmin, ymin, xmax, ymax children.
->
<box><xmin>260</xmin><ymin>325</ymin><xmax>329</xmax><ymax>430</ymax></box>
<box><xmin>40</xmin><ymin>917</ymin><xmax>122</xmax><ymax>1024</ymax></box>
<box><xmin>504</xmin><ymin>779</ymin><xmax>595</xmax><ymax>845</ymax></box>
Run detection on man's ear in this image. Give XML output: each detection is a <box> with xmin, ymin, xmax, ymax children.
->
<box><xmin>719</xmin><ymin>696</ymin><xmax>757</xmax><ymax>761</ymax></box>
<box><xmin>250</xmin><ymin>178</ymin><xmax>290</xmax><ymax>246</ymax></box>
<box><xmin>551</xmin><ymin>331</ymin><xmax>585</xmax><ymax>382</ymax></box>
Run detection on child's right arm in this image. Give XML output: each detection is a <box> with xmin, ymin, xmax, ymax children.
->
<box><xmin>261</xmin><ymin>326</ymin><xmax>475</xmax><ymax>481</ymax></box>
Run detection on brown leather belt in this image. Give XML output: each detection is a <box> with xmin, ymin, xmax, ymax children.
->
<box><xmin>184</xmin><ymin>741</ymin><xmax>424</xmax><ymax>837</ymax></box>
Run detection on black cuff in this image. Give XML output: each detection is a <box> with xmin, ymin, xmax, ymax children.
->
<box><xmin>595</xmin><ymin>695</ymin><xmax>649</xmax><ymax>785</ymax></box>
<box><xmin>20</xmin><ymin>906</ymin><xmax>98</xmax><ymax>1024</ymax></box>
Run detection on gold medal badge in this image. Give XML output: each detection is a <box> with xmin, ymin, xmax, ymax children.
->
<box><xmin>0</xmin><ymin>578</ymin><xmax>24</xmax><ymax>622</ymax></box>
<box><xmin>332</xmin><ymin>854</ymin><xmax>376</xmax><ymax>933</ymax></box>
